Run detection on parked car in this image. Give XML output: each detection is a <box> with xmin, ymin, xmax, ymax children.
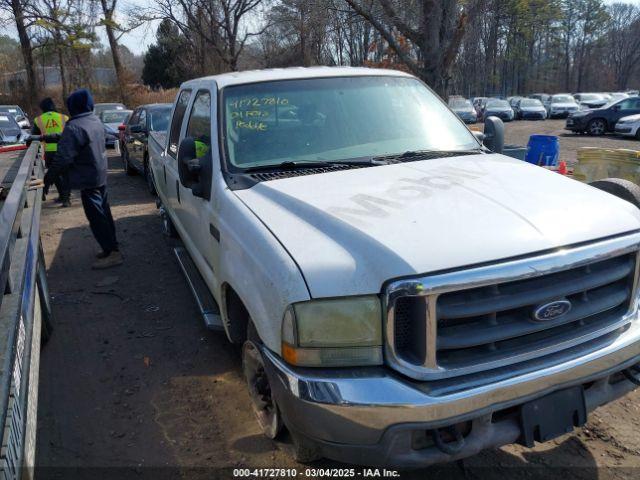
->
<box><xmin>609</xmin><ymin>92</ymin><xmax>630</xmax><ymax>102</ymax></box>
<box><xmin>120</xmin><ymin>103</ymin><xmax>172</xmax><ymax>192</ymax></box>
<box><xmin>448</xmin><ymin>98</ymin><xmax>477</xmax><ymax>123</ymax></box>
<box><xmin>508</xmin><ymin>96</ymin><xmax>525</xmax><ymax>108</ymax></box>
<box><xmin>483</xmin><ymin>98</ymin><xmax>514</xmax><ymax>121</ymax></box>
<box><xmin>529</xmin><ymin>93</ymin><xmax>551</xmax><ymax>104</ymax></box>
<box><xmin>513</xmin><ymin>98</ymin><xmax>546</xmax><ymax>120</ymax></box>
<box><xmin>94</xmin><ymin>102</ymin><xmax>127</xmax><ymax>118</ymax></box>
<box><xmin>472</xmin><ymin>97</ymin><xmax>488</xmax><ymax>116</ymax></box>
<box><xmin>148</xmin><ymin>67</ymin><xmax>640</xmax><ymax>467</ymax></box>
<box><xmin>573</xmin><ymin>93</ymin><xmax>609</xmax><ymax>109</ymax></box>
<box><xmin>0</xmin><ymin>105</ymin><xmax>30</xmax><ymax>130</ymax></box>
<box><xmin>566</xmin><ymin>96</ymin><xmax>640</xmax><ymax>135</ymax></box>
<box><xmin>0</xmin><ymin>113</ymin><xmax>27</xmax><ymax>144</ymax></box>
<box><xmin>544</xmin><ymin>94</ymin><xmax>580</xmax><ymax>118</ymax></box>
<box><xmin>100</xmin><ymin>109</ymin><xmax>132</xmax><ymax>147</ymax></box>
<box><xmin>614</xmin><ymin>113</ymin><xmax>640</xmax><ymax>140</ymax></box>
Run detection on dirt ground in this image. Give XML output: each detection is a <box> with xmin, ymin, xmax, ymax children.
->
<box><xmin>34</xmin><ymin>126</ymin><xmax>640</xmax><ymax>480</ymax></box>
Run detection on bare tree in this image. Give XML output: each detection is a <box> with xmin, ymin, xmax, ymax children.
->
<box><xmin>344</xmin><ymin>0</ymin><xmax>481</xmax><ymax>95</ymax></box>
<box><xmin>1</xmin><ymin>0</ymin><xmax>39</xmax><ymax>111</ymax></box>
<box><xmin>153</xmin><ymin>0</ymin><xmax>267</xmax><ymax>72</ymax></box>
<box><xmin>606</xmin><ymin>3</ymin><xmax>640</xmax><ymax>90</ymax></box>
<box><xmin>98</xmin><ymin>0</ymin><xmax>128</xmax><ymax>102</ymax></box>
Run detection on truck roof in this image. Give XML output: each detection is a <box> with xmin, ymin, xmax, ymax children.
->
<box><xmin>182</xmin><ymin>66</ymin><xmax>414</xmax><ymax>89</ymax></box>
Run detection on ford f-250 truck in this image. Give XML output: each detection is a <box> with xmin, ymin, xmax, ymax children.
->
<box><xmin>148</xmin><ymin>67</ymin><xmax>640</xmax><ymax>467</ymax></box>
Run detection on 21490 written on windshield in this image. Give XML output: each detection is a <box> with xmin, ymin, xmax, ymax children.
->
<box><xmin>228</xmin><ymin>96</ymin><xmax>290</xmax><ymax>132</ymax></box>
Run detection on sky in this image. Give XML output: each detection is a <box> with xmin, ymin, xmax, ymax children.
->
<box><xmin>4</xmin><ymin>0</ymin><xmax>640</xmax><ymax>56</ymax></box>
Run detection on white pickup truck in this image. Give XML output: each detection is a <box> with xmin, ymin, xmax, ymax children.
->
<box><xmin>148</xmin><ymin>67</ymin><xmax>640</xmax><ymax>467</ymax></box>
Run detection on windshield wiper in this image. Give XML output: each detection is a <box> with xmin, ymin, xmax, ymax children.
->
<box><xmin>377</xmin><ymin>148</ymin><xmax>485</xmax><ymax>162</ymax></box>
<box><xmin>243</xmin><ymin>158</ymin><xmax>387</xmax><ymax>172</ymax></box>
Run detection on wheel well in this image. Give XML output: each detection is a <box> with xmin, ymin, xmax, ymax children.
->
<box><xmin>222</xmin><ymin>283</ymin><xmax>250</xmax><ymax>344</ymax></box>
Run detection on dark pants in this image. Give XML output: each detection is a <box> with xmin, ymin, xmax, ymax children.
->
<box><xmin>81</xmin><ymin>186</ymin><xmax>118</xmax><ymax>255</ymax></box>
<box><xmin>45</xmin><ymin>152</ymin><xmax>71</xmax><ymax>201</ymax></box>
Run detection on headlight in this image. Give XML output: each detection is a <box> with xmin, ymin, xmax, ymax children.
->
<box><xmin>281</xmin><ymin>296</ymin><xmax>383</xmax><ymax>367</ymax></box>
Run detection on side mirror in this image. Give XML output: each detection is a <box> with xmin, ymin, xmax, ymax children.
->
<box><xmin>611</xmin><ymin>105</ymin><xmax>620</xmax><ymax>111</ymax></box>
<box><xmin>483</xmin><ymin>116</ymin><xmax>504</xmax><ymax>154</ymax></box>
<box><xmin>177</xmin><ymin>137</ymin><xmax>212</xmax><ymax>200</ymax></box>
<box><xmin>129</xmin><ymin>124</ymin><xmax>145</xmax><ymax>133</ymax></box>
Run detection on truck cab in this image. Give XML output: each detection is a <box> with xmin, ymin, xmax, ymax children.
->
<box><xmin>149</xmin><ymin>67</ymin><xmax>640</xmax><ymax>467</ymax></box>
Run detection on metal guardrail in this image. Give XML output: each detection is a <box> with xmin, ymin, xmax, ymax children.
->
<box><xmin>0</xmin><ymin>143</ymin><xmax>51</xmax><ymax>479</ymax></box>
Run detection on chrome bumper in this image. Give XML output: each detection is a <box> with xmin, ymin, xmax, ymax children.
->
<box><xmin>262</xmin><ymin>319</ymin><xmax>640</xmax><ymax>467</ymax></box>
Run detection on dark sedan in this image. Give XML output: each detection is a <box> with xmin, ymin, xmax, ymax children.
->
<box><xmin>120</xmin><ymin>103</ymin><xmax>172</xmax><ymax>194</ymax></box>
<box><xmin>0</xmin><ymin>113</ymin><xmax>27</xmax><ymax>144</ymax></box>
<box><xmin>483</xmin><ymin>99</ymin><xmax>514</xmax><ymax>122</ymax></box>
<box><xmin>448</xmin><ymin>98</ymin><xmax>477</xmax><ymax>123</ymax></box>
<box><xmin>513</xmin><ymin>98</ymin><xmax>547</xmax><ymax>120</ymax></box>
<box><xmin>566</xmin><ymin>96</ymin><xmax>640</xmax><ymax>135</ymax></box>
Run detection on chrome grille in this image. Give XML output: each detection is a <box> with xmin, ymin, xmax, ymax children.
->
<box><xmin>385</xmin><ymin>234</ymin><xmax>640</xmax><ymax>381</ymax></box>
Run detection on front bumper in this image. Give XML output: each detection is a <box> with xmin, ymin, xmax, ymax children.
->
<box><xmin>615</xmin><ymin>126</ymin><xmax>634</xmax><ymax>135</ymax></box>
<box><xmin>521</xmin><ymin>111</ymin><xmax>546</xmax><ymax>120</ymax></box>
<box><xmin>565</xmin><ymin>117</ymin><xmax>588</xmax><ymax>131</ymax></box>
<box><xmin>263</xmin><ymin>319</ymin><xmax>640</xmax><ymax>468</ymax></box>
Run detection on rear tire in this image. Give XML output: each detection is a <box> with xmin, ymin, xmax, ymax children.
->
<box><xmin>160</xmin><ymin>206</ymin><xmax>178</xmax><ymax>238</ymax></box>
<box><xmin>123</xmin><ymin>151</ymin><xmax>136</xmax><ymax>176</ymax></box>
<box><xmin>589</xmin><ymin>178</ymin><xmax>640</xmax><ymax>209</ymax></box>
<box><xmin>587</xmin><ymin>118</ymin><xmax>607</xmax><ymax>136</ymax></box>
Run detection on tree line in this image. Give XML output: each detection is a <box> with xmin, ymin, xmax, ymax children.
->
<box><xmin>1</xmin><ymin>0</ymin><xmax>639</xmax><ymax>113</ymax></box>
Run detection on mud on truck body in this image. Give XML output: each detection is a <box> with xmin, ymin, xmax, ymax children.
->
<box><xmin>149</xmin><ymin>67</ymin><xmax>640</xmax><ymax>468</ymax></box>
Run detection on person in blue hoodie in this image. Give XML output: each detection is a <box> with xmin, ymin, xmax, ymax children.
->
<box><xmin>44</xmin><ymin>88</ymin><xmax>123</xmax><ymax>269</ymax></box>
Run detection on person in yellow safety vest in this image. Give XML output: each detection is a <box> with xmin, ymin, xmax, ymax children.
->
<box><xmin>32</xmin><ymin>98</ymin><xmax>71</xmax><ymax>207</ymax></box>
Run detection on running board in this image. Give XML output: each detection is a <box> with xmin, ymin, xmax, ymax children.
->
<box><xmin>174</xmin><ymin>247</ymin><xmax>224</xmax><ymax>331</ymax></box>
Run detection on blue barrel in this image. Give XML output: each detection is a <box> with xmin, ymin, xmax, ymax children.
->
<box><xmin>525</xmin><ymin>135</ymin><xmax>559</xmax><ymax>166</ymax></box>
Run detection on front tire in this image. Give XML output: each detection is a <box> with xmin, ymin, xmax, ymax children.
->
<box><xmin>588</xmin><ymin>119</ymin><xmax>607</xmax><ymax>136</ymax></box>
<box><xmin>635</xmin><ymin>128</ymin><xmax>640</xmax><ymax>141</ymax></box>
<box><xmin>242</xmin><ymin>339</ymin><xmax>283</xmax><ymax>440</ymax></box>
<box><xmin>589</xmin><ymin>178</ymin><xmax>640</xmax><ymax>209</ymax></box>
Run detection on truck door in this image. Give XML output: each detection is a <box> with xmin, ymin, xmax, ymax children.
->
<box><xmin>175</xmin><ymin>89</ymin><xmax>219</xmax><ymax>289</ymax></box>
<box><xmin>165</xmin><ymin>89</ymin><xmax>192</xmax><ymax>215</ymax></box>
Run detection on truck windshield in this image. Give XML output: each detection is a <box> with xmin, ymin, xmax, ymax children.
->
<box><xmin>221</xmin><ymin>76</ymin><xmax>479</xmax><ymax>170</ymax></box>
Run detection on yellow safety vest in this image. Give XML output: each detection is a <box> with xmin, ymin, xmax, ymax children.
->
<box><xmin>34</xmin><ymin>111</ymin><xmax>68</xmax><ymax>153</ymax></box>
<box><xmin>194</xmin><ymin>140</ymin><xmax>210</xmax><ymax>159</ymax></box>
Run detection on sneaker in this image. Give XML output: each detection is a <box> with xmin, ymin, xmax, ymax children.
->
<box><xmin>91</xmin><ymin>251</ymin><xmax>124</xmax><ymax>270</ymax></box>
<box><xmin>61</xmin><ymin>198</ymin><xmax>71</xmax><ymax>207</ymax></box>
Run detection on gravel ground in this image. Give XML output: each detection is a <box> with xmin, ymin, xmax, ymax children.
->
<box><xmin>34</xmin><ymin>132</ymin><xmax>640</xmax><ymax>479</ymax></box>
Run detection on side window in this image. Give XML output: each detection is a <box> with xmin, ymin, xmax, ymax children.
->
<box><xmin>138</xmin><ymin>109</ymin><xmax>147</xmax><ymax>127</ymax></box>
<box><xmin>128</xmin><ymin>109</ymin><xmax>140</xmax><ymax>126</ymax></box>
<box><xmin>185</xmin><ymin>90</ymin><xmax>212</xmax><ymax>158</ymax></box>
<box><xmin>168</xmin><ymin>89</ymin><xmax>192</xmax><ymax>158</ymax></box>
<box><xmin>618</xmin><ymin>99</ymin><xmax>639</xmax><ymax>111</ymax></box>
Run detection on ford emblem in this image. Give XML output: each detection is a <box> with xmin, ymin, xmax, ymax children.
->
<box><xmin>533</xmin><ymin>300</ymin><xmax>572</xmax><ymax>322</ymax></box>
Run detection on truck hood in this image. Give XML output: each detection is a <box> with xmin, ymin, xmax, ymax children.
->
<box><xmin>235</xmin><ymin>154</ymin><xmax>640</xmax><ymax>298</ymax></box>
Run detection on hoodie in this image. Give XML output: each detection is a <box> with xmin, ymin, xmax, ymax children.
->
<box><xmin>45</xmin><ymin>89</ymin><xmax>107</xmax><ymax>190</ymax></box>
<box><xmin>66</xmin><ymin>88</ymin><xmax>94</xmax><ymax>117</ymax></box>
